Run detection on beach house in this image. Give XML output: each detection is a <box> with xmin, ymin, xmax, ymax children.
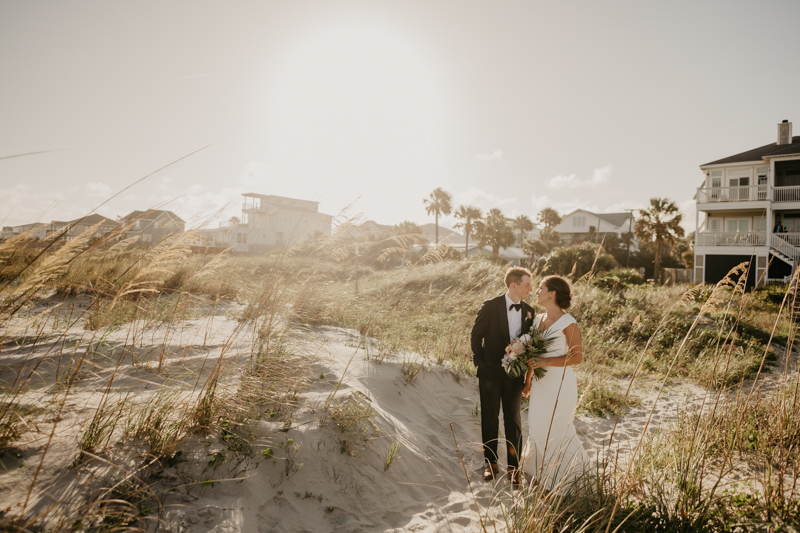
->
<box><xmin>0</xmin><ymin>222</ymin><xmax>49</xmax><ymax>241</ymax></box>
<box><xmin>206</xmin><ymin>193</ymin><xmax>332</xmax><ymax>253</ymax></box>
<box><xmin>554</xmin><ymin>209</ymin><xmax>635</xmax><ymax>246</ymax></box>
<box><xmin>121</xmin><ymin>209</ymin><xmax>185</xmax><ymax>243</ymax></box>
<box><xmin>49</xmin><ymin>214</ymin><xmax>119</xmax><ymax>241</ymax></box>
<box><xmin>694</xmin><ymin>120</ymin><xmax>800</xmax><ymax>287</ymax></box>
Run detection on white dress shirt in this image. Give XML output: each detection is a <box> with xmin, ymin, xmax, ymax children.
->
<box><xmin>504</xmin><ymin>293</ymin><xmax>523</xmax><ymax>339</ymax></box>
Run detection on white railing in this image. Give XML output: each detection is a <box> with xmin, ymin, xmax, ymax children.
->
<box><xmin>697</xmin><ymin>231</ymin><xmax>766</xmax><ymax>246</ymax></box>
<box><xmin>773</xmin><ymin>186</ymin><xmax>800</xmax><ymax>202</ymax></box>
<box><xmin>775</xmin><ymin>232</ymin><xmax>800</xmax><ymax>246</ymax></box>
<box><xmin>697</xmin><ymin>185</ymin><xmax>766</xmax><ymax>203</ymax></box>
<box><xmin>771</xmin><ymin>233</ymin><xmax>800</xmax><ymax>260</ymax></box>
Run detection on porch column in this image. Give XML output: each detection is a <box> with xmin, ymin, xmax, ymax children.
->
<box><xmin>766</xmin><ymin>204</ymin><xmax>772</xmax><ymax>238</ymax></box>
<box><xmin>694</xmin><ymin>208</ymin><xmax>700</xmax><ymax>283</ymax></box>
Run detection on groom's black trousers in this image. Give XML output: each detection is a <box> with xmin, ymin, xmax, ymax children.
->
<box><xmin>478</xmin><ymin>370</ymin><xmax>525</xmax><ymax>469</ymax></box>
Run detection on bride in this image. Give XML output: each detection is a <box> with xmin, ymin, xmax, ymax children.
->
<box><xmin>521</xmin><ymin>275</ymin><xmax>589</xmax><ymax>491</ymax></box>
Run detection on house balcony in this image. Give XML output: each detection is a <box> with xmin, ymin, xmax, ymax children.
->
<box><xmin>696</xmin><ymin>185</ymin><xmax>800</xmax><ymax>206</ymax></box>
<box><xmin>696</xmin><ymin>232</ymin><xmax>800</xmax><ymax>262</ymax></box>
<box><xmin>772</xmin><ymin>186</ymin><xmax>800</xmax><ymax>202</ymax></box>
<box><xmin>696</xmin><ymin>231</ymin><xmax>766</xmax><ymax>247</ymax></box>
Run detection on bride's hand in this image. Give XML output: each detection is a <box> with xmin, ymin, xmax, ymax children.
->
<box><xmin>527</xmin><ymin>359</ymin><xmax>540</xmax><ymax>369</ymax></box>
<box><xmin>522</xmin><ymin>382</ymin><xmax>531</xmax><ymax>398</ymax></box>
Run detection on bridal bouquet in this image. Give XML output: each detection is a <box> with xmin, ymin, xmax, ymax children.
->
<box><xmin>502</xmin><ymin>326</ymin><xmax>558</xmax><ymax>379</ymax></box>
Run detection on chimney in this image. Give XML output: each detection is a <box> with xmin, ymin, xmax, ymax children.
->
<box><xmin>778</xmin><ymin>119</ymin><xmax>792</xmax><ymax>145</ymax></box>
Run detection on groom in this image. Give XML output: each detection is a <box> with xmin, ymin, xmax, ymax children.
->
<box><xmin>470</xmin><ymin>266</ymin><xmax>534</xmax><ymax>485</ymax></box>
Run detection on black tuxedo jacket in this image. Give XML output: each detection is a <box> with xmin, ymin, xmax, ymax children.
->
<box><xmin>470</xmin><ymin>295</ymin><xmax>535</xmax><ymax>378</ymax></box>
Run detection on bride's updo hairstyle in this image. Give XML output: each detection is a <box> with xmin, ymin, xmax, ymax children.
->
<box><xmin>542</xmin><ymin>275</ymin><xmax>572</xmax><ymax>309</ymax></box>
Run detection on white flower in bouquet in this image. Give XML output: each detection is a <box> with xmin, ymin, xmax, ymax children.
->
<box><xmin>502</xmin><ymin>326</ymin><xmax>558</xmax><ymax>379</ymax></box>
<box><xmin>510</xmin><ymin>340</ymin><xmax>525</xmax><ymax>356</ymax></box>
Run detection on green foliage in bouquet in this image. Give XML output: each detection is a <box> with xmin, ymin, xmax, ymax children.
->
<box><xmin>502</xmin><ymin>326</ymin><xmax>558</xmax><ymax>379</ymax></box>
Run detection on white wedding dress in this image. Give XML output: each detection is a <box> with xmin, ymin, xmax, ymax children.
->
<box><xmin>522</xmin><ymin>313</ymin><xmax>589</xmax><ymax>491</ymax></box>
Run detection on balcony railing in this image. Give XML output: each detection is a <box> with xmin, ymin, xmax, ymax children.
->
<box><xmin>697</xmin><ymin>231</ymin><xmax>766</xmax><ymax>246</ymax></box>
<box><xmin>773</xmin><ymin>186</ymin><xmax>800</xmax><ymax>202</ymax></box>
<box><xmin>771</xmin><ymin>233</ymin><xmax>800</xmax><ymax>260</ymax></box>
<box><xmin>696</xmin><ymin>185</ymin><xmax>766</xmax><ymax>203</ymax></box>
<box><xmin>773</xmin><ymin>232</ymin><xmax>800</xmax><ymax>247</ymax></box>
<box><xmin>697</xmin><ymin>185</ymin><xmax>800</xmax><ymax>204</ymax></box>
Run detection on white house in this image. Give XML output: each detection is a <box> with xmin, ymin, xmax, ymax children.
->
<box><xmin>206</xmin><ymin>193</ymin><xmax>333</xmax><ymax>253</ymax></box>
<box><xmin>554</xmin><ymin>209</ymin><xmax>634</xmax><ymax>245</ymax></box>
<box><xmin>1</xmin><ymin>222</ymin><xmax>49</xmax><ymax>240</ymax></box>
<box><xmin>694</xmin><ymin>120</ymin><xmax>800</xmax><ymax>287</ymax></box>
<box><xmin>50</xmin><ymin>214</ymin><xmax>119</xmax><ymax>241</ymax></box>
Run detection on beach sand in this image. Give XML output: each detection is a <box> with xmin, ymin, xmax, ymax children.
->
<box><xmin>1</xmin><ymin>306</ymin><xmax>784</xmax><ymax>532</ymax></box>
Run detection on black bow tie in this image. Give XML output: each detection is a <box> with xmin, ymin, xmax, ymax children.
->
<box><xmin>509</xmin><ymin>303</ymin><xmax>522</xmax><ymax>311</ymax></box>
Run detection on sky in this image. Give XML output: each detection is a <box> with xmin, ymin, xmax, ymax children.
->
<box><xmin>1</xmin><ymin>0</ymin><xmax>799</xmax><ymax>232</ymax></box>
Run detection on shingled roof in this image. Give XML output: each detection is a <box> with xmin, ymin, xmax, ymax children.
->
<box><xmin>595</xmin><ymin>212</ymin><xmax>632</xmax><ymax>228</ymax></box>
<box><xmin>566</xmin><ymin>209</ymin><xmax>631</xmax><ymax>229</ymax></box>
<box><xmin>52</xmin><ymin>214</ymin><xmax>118</xmax><ymax>226</ymax></box>
<box><xmin>701</xmin><ymin>136</ymin><xmax>800</xmax><ymax>167</ymax></box>
<box><xmin>123</xmin><ymin>210</ymin><xmax>185</xmax><ymax>223</ymax></box>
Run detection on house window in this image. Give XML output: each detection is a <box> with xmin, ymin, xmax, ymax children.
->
<box><xmin>236</xmin><ymin>233</ymin><xmax>247</xmax><ymax>244</ymax></box>
<box><xmin>708</xmin><ymin>218</ymin><xmax>722</xmax><ymax>232</ymax></box>
<box><xmin>572</xmin><ymin>216</ymin><xmax>586</xmax><ymax>228</ymax></box>
<box><xmin>757</xmin><ymin>169</ymin><xmax>768</xmax><ymax>200</ymax></box>
<box><xmin>710</xmin><ymin>171</ymin><xmax>722</xmax><ymax>200</ymax></box>
<box><xmin>729</xmin><ymin>177</ymin><xmax>750</xmax><ymax>201</ymax></box>
<box><xmin>727</xmin><ymin>219</ymin><xmax>749</xmax><ymax>233</ymax></box>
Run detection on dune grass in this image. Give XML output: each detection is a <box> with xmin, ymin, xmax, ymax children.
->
<box><xmin>0</xmin><ymin>228</ymin><xmax>798</xmax><ymax>531</ymax></box>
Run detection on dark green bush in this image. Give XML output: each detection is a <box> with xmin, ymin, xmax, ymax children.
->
<box><xmin>534</xmin><ymin>242</ymin><xmax>618</xmax><ymax>279</ymax></box>
<box><xmin>592</xmin><ymin>268</ymin><xmax>645</xmax><ymax>291</ymax></box>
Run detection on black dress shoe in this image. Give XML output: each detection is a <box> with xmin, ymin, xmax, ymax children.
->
<box><xmin>483</xmin><ymin>463</ymin><xmax>499</xmax><ymax>481</ymax></box>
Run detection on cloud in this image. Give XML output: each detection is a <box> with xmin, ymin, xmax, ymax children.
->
<box><xmin>84</xmin><ymin>181</ymin><xmax>112</xmax><ymax>198</ymax></box>
<box><xmin>548</xmin><ymin>165</ymin><xmax>612</xmax><ymax>189</ymax></box>
<box><xmin>0</xmin><ymin>183</ymin><xmax>101</xmax><ymax>226</ymax></box>
<box><xmin>475</xmin><ymin>149</ymin><xmax>503</xmax><ymax>162</ymax></box>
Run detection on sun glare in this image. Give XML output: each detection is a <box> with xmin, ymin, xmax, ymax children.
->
<box><xmin>262</xmin><ymin>12</ymin><xmax>453</xmax><ymax>176</ymax></box>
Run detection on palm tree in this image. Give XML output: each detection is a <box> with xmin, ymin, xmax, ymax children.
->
<box><xmin>453</xmin><ymin>205</ymin><xmax>482</xmax><ymax>257</ymax></box>
<box><xmin>537</xmin><ymin>208</ymin><xmax>562</xmax><ymax>243</ymax></box>
<box><xmin>423</xmin><ymin>188</ymin><xmax>453</xmax><ymax>245</ymax></box>
<box><xmin>522</xmin><ymin>237</ymin><xmax>547</xmax><ymax>268</ymax></box>
<box><xmin>635</xmin><ymin>197</ymin><xmax>685</xmax><ymax>283</ymax></box>
<box><xmin>476</xmin><ymin>208</ymin><xmax>516</xmax><ymax>254</ymax></box>
<box><xmin>512</xmin><ymin>215</ymin><xmax>534</xmax><ymax>246</ymax></box>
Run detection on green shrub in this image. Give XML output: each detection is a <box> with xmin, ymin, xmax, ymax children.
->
<box><xmin>534</xmin><ymin>242</ymin><xmax>618</xmax><ymax>279</ymax></box>
<box><xmin>592</xmin><ymin>268</ymin><xmax>645</xmax><ymax>291</ymax></box>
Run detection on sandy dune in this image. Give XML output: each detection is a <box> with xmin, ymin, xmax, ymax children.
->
<box><xmin>2</xmin><ymin>307</ymin><xmax>777</xmax><ymax>532</ymax></box>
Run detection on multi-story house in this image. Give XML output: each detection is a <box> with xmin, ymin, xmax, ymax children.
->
<box><xmin>554</xmin><ymin>209</ymin><xmax>635</xmax><ymax>246</ymax></box>
<box><xmin>121</xmin><ymin>210</ymin><xmax>185</xmax><ymax>243</ymax></box>
<box><xmin>206</xmin><ymin>193</ymin><xmax>332</xmax><ymax>253</ymax></box>
<box><xmin>50</xmin><ymin>214</ymin><xmax>119</xmax><ymax>241</ymax></box>
<box><xmin>0</xmin><ymin>222</ymin><xmax>49</xmax><ymax>240</ymax></box>
<box><xmin>694</xmin><ymin>120</ymin><xmax>800</xmax><ymax>287</ymax></box>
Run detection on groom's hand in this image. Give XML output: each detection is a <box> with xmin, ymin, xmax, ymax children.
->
<box><xmin>522</xmin><ymin>382</ymin><xmax>531</xmax><ymax>398</ymax></box>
